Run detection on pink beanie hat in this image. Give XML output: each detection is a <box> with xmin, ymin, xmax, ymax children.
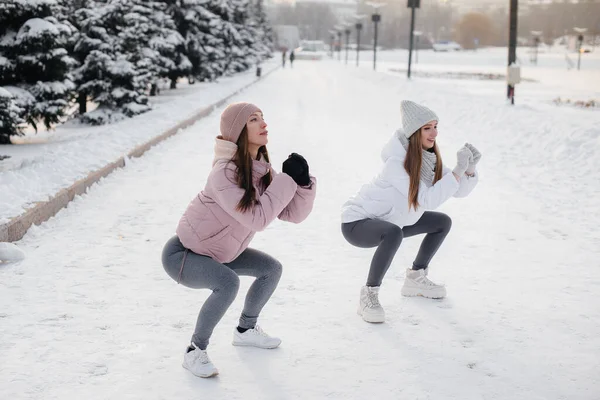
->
<box><xmin>219</xmin><ymin>102</ymin><xmax>262</xmax><ymax>143</ymax></box>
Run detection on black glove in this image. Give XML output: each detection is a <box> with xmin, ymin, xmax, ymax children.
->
<box><xmin>282</xmin><ymin>153</ymin><xmax>311</xmax><ymax>186</ymax></box>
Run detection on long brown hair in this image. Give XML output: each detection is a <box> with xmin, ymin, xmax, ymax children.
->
<box><xmin>404</xmin><ymin>128</ymin><xmax>443</xmax><ymax>211</ymax></box>
<box><xmin>234</xmin><ymin>126</ymin><xmax>272</xmax><ymax>212</ymax></box>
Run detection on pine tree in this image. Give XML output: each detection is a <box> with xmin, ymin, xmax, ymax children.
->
<box><xmin>0</xmin><ymin>0</ymin><xmax>75</xmax><ymax>132</ymax></box>
<box><xmin>178</xmin><ymin>1</ymin><xmax>227</xmax><ymax>82</ymax></box>
<box><xmin>205</xmin><ymin>0</ymin><xmax>270</xmax><ymax>76</ymax></box>
<box><xmin>252</xmin><ymin>0</ymin><xmax>274</xmax><ymax>60</ymax></box>
<box><xmin>120</xmin><ymin>1</ymin><xmax>188</xmax><ymax>95</ymax></box>
<box><xmin>0</xmin><ymin>39</ymin><xmax>20</xmax><ymax>143</ymax></box>
<box><xmin>70</xmin><ymin>0</ymin><xmax>151</xmax><ymax>124</ymax></box>
<box><xmin>0</xmin><ymin>87</ymin><xmax>25</xmax><ymax>144</ymax></box>
<box><xmin>229</xmin><ymin>0</ymin><xmax>258</xmax><ymax>73</ymax></box>
<box><xmin>70</xmin><ymin>0</ymin><xmax>194</xmax><ymax>124</ymax></box>
<box><xmin>151</xmin><ymin>1</ymin><xmax>192</xmax><ymax>90</ymax></box>
<box><xmin>57</xmin><ymin>0</ymin><xmax>101</xmax><ymax>115</ymax></box>
<box><xmin>204</xmin><ymin>0</ymin><xmax>243</xmax><ymax>77</ymax></box>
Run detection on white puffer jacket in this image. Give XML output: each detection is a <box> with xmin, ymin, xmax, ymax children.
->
<box><xmin>341</xmin><ymin>133</ymin><xmax>478</xmax><ymax>228</ymax></box>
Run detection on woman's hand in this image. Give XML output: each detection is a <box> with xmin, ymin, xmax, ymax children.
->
<box><xmin>464</xmin><ymin>143</ymin><xmax>481</xmax><ymax>175</ymax></box>
<box><xmin>282</xmin><ymin>153</ymin><xmax>311</xmax><ymax>186</ymax></box>
<box><xmin>452</xmin><ymin>146</ymin><xmax>473</xmax><ymax>180</ymax></box>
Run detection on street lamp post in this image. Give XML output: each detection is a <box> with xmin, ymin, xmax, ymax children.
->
<box><xmin>332</xmin><ymin>34</ymin><xmax>335</xmax><ymax>58</ymax></box>
<box><xmin>355</xmin><ymin>22</ymin><xmax>363</xmax><ymax>66</ymax></box>
<box><xmin>329</xmin><ymin>30</ymin><xmax>336</xmax><ymax>58</ymax></box>
<box><xmin>372</xmin><ymin>13</ymin><xmax>381</xmax><ymax>70</ymax></box>
<box><xmin>337</xmin><ymin>31</ymin><xmax>342</xmax><ymax>61</ymax></box>
<box><xmin>507</xmin><ymin>0</ymin><xmax>518</xmax><ymax>103</ymax></box>
<box><xmin>574</xmin><ymin>27</ymin><xmax>587</xmax><ymax>70</ymax></box>
<box><xmin>407</xmin><ymin>0</ymin><xmax>420</xmax><ymax>79</ymax></box>
<box><xmin>366</xmin><ymin>2</ymin><xmax>385</xmax><ymax>71</ymax></box>
<box><xmin>345</xmin><ymin>28</ymin><xmax>351</xmax><ymax>65</ymax></box>
<box><xmin>530</xmin><ymin>30</ymin><xmax>542</xmax><ymax>65</ymax></box>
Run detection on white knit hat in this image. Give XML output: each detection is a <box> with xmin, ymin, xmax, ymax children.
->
<box><xmin>400</xmin><ymin>100</ymin><xmax>439</xmax><ymax>138</ymax></box>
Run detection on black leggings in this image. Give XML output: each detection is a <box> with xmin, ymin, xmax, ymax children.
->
<box><xmin>341</xmin><ymin>212</ymin><xmax>452</xmax><ymax>286</ymax></box>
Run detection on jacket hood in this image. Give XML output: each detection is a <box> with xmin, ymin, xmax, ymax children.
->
<box><xmin>381</xmin><ymin>129</ymin><xmax>407</xmax><ymax>163</ymax></box>
<box><xmin>213</xmin><ymin>137</ymin><xmax>238</xmax><ymax>165</ymax></box>
<box><xmin>213</xmin><ymin>136</ymin><xmax>271</xmax><ymax>177</ymax></box>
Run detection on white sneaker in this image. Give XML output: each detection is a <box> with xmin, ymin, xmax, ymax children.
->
<box><xmin>232</xmin><ymin>325</ymin><xmax>281</xmax><ymax>349</ymax></box>
<box><xmin>182</xmin><ymin>343</ymin><xmax>218</xmax><ymax>378</ymax></box>
<box><xmin>401</xmin><ymin>268</ymin><xmax>446</xmax><ymax>299</ymax></box>
<box><xmin>357</xmin><ymin>286</ymin><xmax>385</xmax><ymax>323</ymax></box>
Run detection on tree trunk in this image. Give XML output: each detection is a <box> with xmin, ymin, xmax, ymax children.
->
<box><xmin>170</xmin><ymin>79</ymin><xmax>177</xmax><ymax>89</ymax></box>
<box><xmin>0</xmin><ymin>134</ymin><xmax>12</xmax><ymax>145</ymax></box>
<box><xmin>78</xmin><ymin>92</ymin><xmax>87</xmax><ymax>114</ymax></box>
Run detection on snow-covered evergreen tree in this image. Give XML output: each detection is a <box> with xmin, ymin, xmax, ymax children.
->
<box><xmin>69</xmin><ymin>1</ymin><xmax>150</xmax><ymax>124</ymax></box>
<box><xmin>251</xmin><ymin>0</ymin><xmax>274</xmax><ymax>60</ymax></box>
<box><xmin>0</xmin><ymin>0</ymin><xmax>75</xmax><ymax>132</ymax></box>
<box><xmin>65</xmin><ymin>4</ymin><xmax>103</xmax><ymax>115</ymax></box>
<box><xmin>115</xmin><ymin>1</ymin><xmax>187</xmax><ymax>96</ymax></box>
<box><xmin>55</xmin><ymin>0</ymin><xmax>99</xmax><ymax>115</ymax></box>
<box><xmin>68</xmin><ymin>0</ymin><xmax>193</xmax><ymax>124</ymax></box>
<box><xmin>229</xmin><ymin>0</ymin><xmax>258</xmax><ymax>73</ymax></box>
<box><xmin>204</xmin><ymin>0</ymin><xmax>247</xmax><ymax>76</ymax></box>
<box><xmin>168</xmin><ymin>0</ymin><xmax>226</xmax><ymax>83</ymax></box>
<box><xmin>205</xmin><ymin>0</ymin><xmax>272</xmax><ymax>76</ymax></box>
<box><xmin>149</xmin><ymin>1</ymin><xmax>192</xmax><ymax>90</ymax></box>
<box><xmin>0</xmin><ymin>87</ymin><xmax>25</xmax><ymax>144</ymax></box>
<box><xmin>0</xmin><ymin>49</ymin><xmax>20</xmax><ymax>143</ymax></box>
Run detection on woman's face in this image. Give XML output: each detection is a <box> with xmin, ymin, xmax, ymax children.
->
<box><xmin>246</xmin><ymin>111</ymin><xmax>268</xmax><ymax>148</ymax></box>
<box><xmin>420</xmin><ymin>120</ymin><xmax>438</xmax><ymax>150</ymax></box>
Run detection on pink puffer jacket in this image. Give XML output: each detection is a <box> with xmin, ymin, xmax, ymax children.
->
<box><xmin>176</xmin><ymin>138</ymin><xmax>317</xmax><ymax>263</ymax></box>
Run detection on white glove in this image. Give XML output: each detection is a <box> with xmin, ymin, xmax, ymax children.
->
<box><xmin>452</xmin><ymin>146</ymin><xmax>473</xmax><ymax>177</ymax></box>
<box><xmin>465</xmin><ymin>143</ymin><xmax>481</xmax><ymax>174</ymax></box>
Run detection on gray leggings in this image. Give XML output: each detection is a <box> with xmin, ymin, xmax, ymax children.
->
<box><xmin>161</xmin><ymin>235</ymin><xmax>282</xmax><ymax>350</ymax></box>
<box><xmin>341</xmin><ymin>212</ymin><xmax>452</xmax><ymax>287</ymax></box>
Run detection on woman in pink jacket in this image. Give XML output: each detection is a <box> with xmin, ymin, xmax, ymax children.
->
<box><xmin>161</xmin><ymin>102</ymin><xmax>316</xmax><ymax>378</ymax></box>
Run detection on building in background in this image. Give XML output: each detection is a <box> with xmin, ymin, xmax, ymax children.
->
<box><xmin>441</xmin><ymin>0</ymin><xmax>505</xmax><ymax>14</ymax></box>
<box><xmin>294</xmin><ymin>0</ymin><xmax>359</xmax><ymax>23</ymax></box>
<box><xmin>273</xmin><ymin>25</ymin><xmax>300</xmax><ymax>50</ymax></box>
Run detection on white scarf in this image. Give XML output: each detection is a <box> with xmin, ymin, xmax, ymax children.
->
<box><xmin>396</xmin><ymin>130</ymin><xmax>437</xmax><ymax>188</ymax></box>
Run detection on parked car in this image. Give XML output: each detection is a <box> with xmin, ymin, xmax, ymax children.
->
<box><xmin>432</xmin><ymin>41</ymin><xmax>462</xmax><ymax>52</ymax></box>
<box><xmin>294</xmin><ymin>40</ymin><xmax>327</xmax><ymax>60</ymax></box>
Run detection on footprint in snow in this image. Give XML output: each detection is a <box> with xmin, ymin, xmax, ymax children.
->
<box><xmin>88</xmin><ymin>364</ymin><xmax>108</xmax><ymax>376</ymax></box>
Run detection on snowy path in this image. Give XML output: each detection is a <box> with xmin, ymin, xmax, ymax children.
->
<box><xmin>1</xmin><ymin>61</ymin><xmax>599</xmax><ymax>400</ymax></box>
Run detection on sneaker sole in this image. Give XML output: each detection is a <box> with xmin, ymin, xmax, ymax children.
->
<box><xmin>231</xmin><ymin>341</ymin><xmax>281</xmax><ymax>349</ymax></box>
<box><xmin>401</xmin><ymin>286</ymin><xmax>446</xmax><ymax>299</ymax></box>
<box><xmin>357</xmin><ymin>306</ymin><xmax>385</xmax><ymax>323</ymax></box>
<box><xmin>182</xmin><ymin>364</ymin><xmax>219</xmax><ymax>378</ymax></box>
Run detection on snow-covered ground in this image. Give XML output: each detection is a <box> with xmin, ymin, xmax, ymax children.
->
<box><xmin>1</xmin><ymin>50</ymin><xmax>599</xmax><ymax>399</ymax></box>
<box><xmin>353</xmin><ymin>46</ymin><xmax>600</xmax><ymax>97</ymax></box>
<box><xmin>0</xmin><ymin>61</ymin><xmax>277</xmax><ymax>224</ymax></box>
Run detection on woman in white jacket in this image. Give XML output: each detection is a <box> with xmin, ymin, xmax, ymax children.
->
<box><xmin>341</xmin><ymin>100</ymin><xmax>481</xmax><ymax>323</ymax></box>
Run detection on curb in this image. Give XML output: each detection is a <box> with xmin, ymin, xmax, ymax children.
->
<box><xmin>0</xmin><ymin>67</ymin><xmax>279</xmax><ymax>243</ymax></box>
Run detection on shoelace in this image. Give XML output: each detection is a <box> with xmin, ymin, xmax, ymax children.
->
<box><xmin>189</xmin><ymin>344</ymin><xmax>210</xmax><ymax>363</ymax></box>
<box><xmin>414</xmin><ymin>272</ymin><xmax>440</xmax><ymax>287</ymax></box>
<box><xmin>199</xmin><ymin>351</ymin><xmax>210</xmax><ymax>363</ymax></box>
<box><xmin>366</xmin><ymin>291</ymin><xmax>381</xmax><ymax>307</ymax></box>
<box><xmin>252</xmin><ymin>325</ymin><xmax>269</xmax><ymax>337</ymax></box>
